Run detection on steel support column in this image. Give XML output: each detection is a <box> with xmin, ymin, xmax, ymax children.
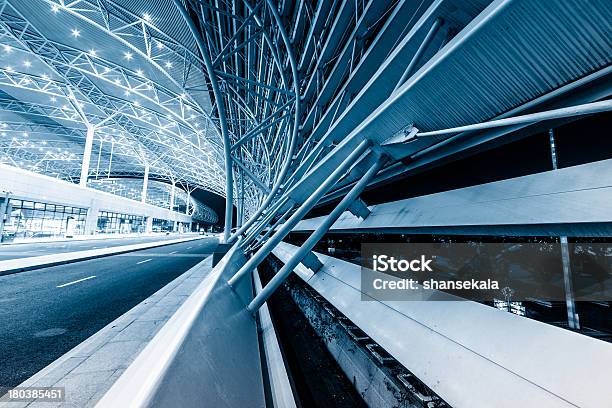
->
<box><xmin>0</xmin><ymin>191</ymin><xmax>9</xmax><ymax>242</ymax></box>
<box><xmin>186</xmin><ymin>189</ymin><xmax>191</xmax><ymax>215</ymax></box>
<box><xmin>141</xmin><ymin>163</ymin><xmax>149</xmax><ymax>203</ymax></box>
<box><xmin>560</xmin><ymin>236</ymin><xmax>580</xmax><ymax>329</ymax></box>
<box><xmin>173</xmin><ymin>0</ymin><xmax>234</xmax><ymax>242</ymax></box>
<box><xmin>79</xmin><ymin>124</ymin><xmax>95</xmax><ymax>187</ymax></box>
<box><xmin>169</xmin><ymin>181</ymin><xmax>176</xmax><ymax>212</ymax></box>
<box><xmin>550</xmin><ymin>128</ymin><xmax>580</xmax><ymax>329</ymax></box>
<box><xmin>227</xmin><ymin>0</ymin><xmax>301</xmax><ymax>244</ymax></box>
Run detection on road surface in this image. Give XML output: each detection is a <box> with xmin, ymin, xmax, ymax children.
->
<box><xmin>0</xmin><ymin>237</ymin><xmax>217</xmax><ymax>387</ymax></box>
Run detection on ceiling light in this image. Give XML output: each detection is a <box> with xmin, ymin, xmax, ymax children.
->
<box><xmin>165</xmin><ymin>61</ymin><xmax>173</xmax><ymax>69</ymax></box>
<box><xmin>51</xmin><ymin>4</ymin><xmax>60</xmax><ymax>13</ymax></box>
<box><xmin>89</xmin><ymin>49</ymin><xmax>97</xmax><ymax>57</ymax></box>
<box><xmin>136</xmin><ymin>69</ymin><xmax>144</xmax><ymax>76</ymax></box>
<box><xmin>124</xmin><ymin>51</ymin><xmax>133</xmax><ymax>61</ymax></box>
<box><xmin>23</xmin><ymin>60</ymin><xmax>31</xmax><ymax>68</ymax></box>
<box><xmin>143</xmin><ymin>13</ymin><xmax>152</xmax><ymax>22</ymax></box>
<box><xmin>2</xmin><ymin>45</ymin><xmax>12</xmax><ymax>54</ymax></box>
<box><xmin>71</xmin><ymin>29</ymin><xmax>80</xmax><ymax>38</ymax></box>
<box><xmin>156</xmin><ymin>41</ymin><xmax>164</xmax><ymax>50</ymax></box>
<box><xmin>50</xmin><ymin>96</ymin><xmax>57</xmax><ymax>102</ymax></box>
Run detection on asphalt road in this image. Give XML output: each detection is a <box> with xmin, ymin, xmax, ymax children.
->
<box><xmin>0</xmin><ymin>234</ymin><xmax>211</xmax><ymax>261</ymax></box>
<box><xmin>0</xmin><ymin>237</ymin><xmax>218</xmax><ymax>388</ymax></box>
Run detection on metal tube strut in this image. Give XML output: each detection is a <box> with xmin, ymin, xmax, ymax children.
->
<box><xmin>247</xmin><ymin>153</ymin><xmax>387</xmax><ymax>313</ymax></box>
<box><xmin>393</xmin><ymin>18</ymin><xmax>443</xmax><ymax>93</ymax></box>
<box><xmin>417</xmin><ymin>100</ymin><xmax>612</xmax><ymax>137</ymax></box>
<box><xmin>228</xmin><ymin>139</ymin><xmax>371</xmax><ymax>286</ymax></box>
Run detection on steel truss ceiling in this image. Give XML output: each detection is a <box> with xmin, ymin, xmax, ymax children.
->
<box><xmin>0</xmin><ymin>0</ymin><xmax>610</xmax><ymax>241</ymax></box>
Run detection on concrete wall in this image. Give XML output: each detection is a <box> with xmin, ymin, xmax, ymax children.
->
<box><xmin>0</xmin><ymin>164</ymin><xmax>192</xmax><ymax>234</ymax></box>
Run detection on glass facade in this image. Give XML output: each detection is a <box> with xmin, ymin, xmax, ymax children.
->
<box><xmin>97</xmin><ymin>211</ymin><xmax>145</xmax><ymax>234</ymax></box>
<box><xmin>152</xmin><ymin>218</ymin><xmax>173</xmax><ymax>232</ymax></box>
<box><xmin>2</xmin><ymin>199</ymin><xmax>87</xmax><ymax>241</ymax></box>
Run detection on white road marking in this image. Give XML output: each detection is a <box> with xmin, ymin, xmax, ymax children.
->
<box><xmin>137</xmin><ymin>258</ymin><xmax>153</xmax><ymax>264</ymax></box>
<box><xmin>57</xmin><ymin>275</ymin><xmax>96</xmax><ymax>288</ymax></box>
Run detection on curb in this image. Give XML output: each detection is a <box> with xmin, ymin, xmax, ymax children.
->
<box><xmin>0</xmin><ymin>236</ymin><xmax>207</xmax><ymax>277</ymax></box>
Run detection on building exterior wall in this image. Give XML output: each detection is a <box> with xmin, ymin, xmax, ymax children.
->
<box><xmin>0</xmin><ymin>164</ymin><xmax>192</xmax><ymax>236</ymax></box>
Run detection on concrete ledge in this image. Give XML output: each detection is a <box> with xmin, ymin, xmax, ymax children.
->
<box><xmin>254</xmin><ymin>269</ymin><xmax>297</xmax><ymax>408</ymax></box>
<box><xmin>0</xmin><ymin>256</ymin><xmax>214</xmax><ymax>408</ymax></box>
<box><xmin>0</xmin><ymin>236</ymin><xmax>207</xmax><ymax>276</ymax></box>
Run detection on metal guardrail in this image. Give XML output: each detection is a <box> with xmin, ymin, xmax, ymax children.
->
<box><xmin>96</xmin><ymin>244</ymin><xmax>266</xmax><ymax>408</ymax></box>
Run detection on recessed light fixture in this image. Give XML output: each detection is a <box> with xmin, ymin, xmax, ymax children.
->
<box><xmin>124</xmin><ymin>51</ymin><xmax>133</xmax><ymax>61</ymax></box>
<box><xmin>71</xmin><ymin>29</ymin><xmax>80</xmax><ymax>38</ymax></box>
